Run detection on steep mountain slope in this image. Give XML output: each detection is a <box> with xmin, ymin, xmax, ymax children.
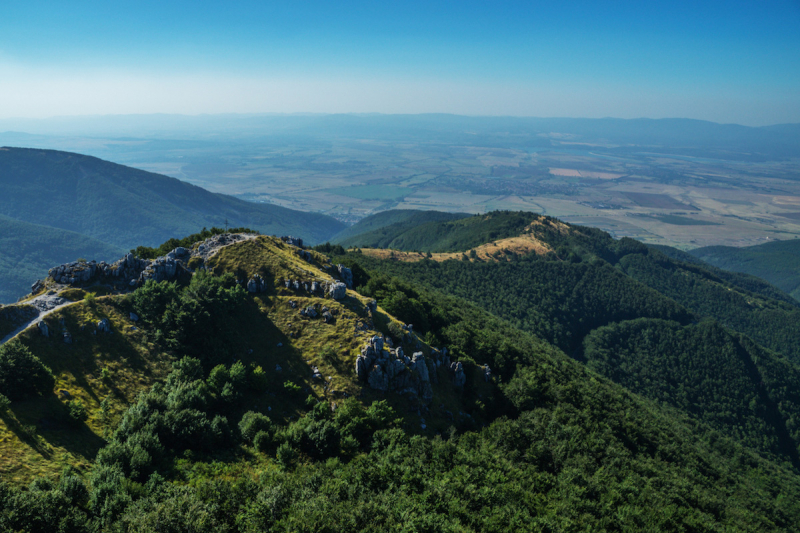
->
<box><xmin>691</xmin><ymin>239</ymin><xmax>800</xmax><ymax>301</ymax></box>
<box><xmin>331</xmin><ymin>209</ymin><xmax>469</xmax><ymax>247</ymax></box>
<box><xmin>0</xmin><ymin>215</ymin><xmax>125</xmax><ymax>304</ymax></box>
<box><xmin>329</xmin><ymin>210</ymin><xmax>800</xmax><ymax>464</ymax></box>
<box><xmin>335</xmin><ymin>210</ymin><xmax>540</xmax><ymax>252</ymax></box>
<box><xmin>0</xmin><ymin>147</ymin><xmax>345</xmax><ymax>249</ymax></box>
<box><xmin>2</xmin><ymin>232</ymin><xmax>800</xmax><ymax>530</ymax></box>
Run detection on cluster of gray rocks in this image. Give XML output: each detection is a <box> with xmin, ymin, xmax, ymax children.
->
<box><xmin>44</xmin><ymin>248</ymin><xmax>189</xmax><ymax>290</ymax></box>
<box><xmin>354</xmin><ymin>334</ymin><xmax>475</xmax><ymax>402</ymax></box>
<box><xmin>242</xmin><ymin>276</ymin><xmax>348</xmax><ymax>301</ymax></box>
<box><xmin>38</xmin><ymin>316</ymin><xmax>114</xmax><ymax>343</ymax></box>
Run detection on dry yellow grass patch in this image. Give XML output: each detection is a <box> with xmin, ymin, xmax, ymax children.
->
<box><xmin>360</xmin><ymin>227</ymin><xmax>554</xmax><ymax>264</ymax></box>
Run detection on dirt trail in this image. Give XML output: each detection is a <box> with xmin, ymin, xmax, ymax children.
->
<box><xmin>1</xmin><ymin>232</ymin><xmax>260</xmax><ymax>346</ymax></box>
<box><xmin>1</xmin><ymin>295</ymin><xmax>77</xmax><ymax>345</ymax></box>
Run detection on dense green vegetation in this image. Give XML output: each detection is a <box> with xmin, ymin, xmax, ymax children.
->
<box><xmin>583</xmin><ymin>318</ymin><xmax>800</xmax><ymax>462</ymax></box>
<box><xmin>335</xmin><ymin>210</ymin><xmax>539</xmax><ymax>252</ymax></box>
<box><xmin>342</xmin><ymin>253</ymin><xmax>693</xmax><ymax>355</ymax></box>
<box><xmin>5</xmin><ymin>219</ymin><xmax>800</xmax><ymax>530</ymax></box>
<box><xmin>691</xmin><ymin>239</ymin><xmax>800</xmax><ymax>301</ymax></box>
<box><xmin>0</xmin><ymin>341</ymin><xmax>54</xmax><ymax>401</ymax></box>
<box><xmin>328</xmin><ymin>210</ymin><xmax>800</xmax><ymax>464</ymax></box>
<box><xmin>650</xmin><ymin>244</ymin><xmax>796</xmax><ymax>304</ymax></box>
<box><xmin>5</xmin><ymin>275</ymin><xmax>800</xmax><ymax>531</ymax></box>
<box><xmin>0</xmin><ymin>147</ymin><xmax>345</xmax><ymax>250</ymax></box>
<box><xmin>332</xmin><ymin>209</ymin><xmax>469</xmax><ymax>247</ymax></box>
<box><xmin>618</xmin><ymin>249</ymin><xmax>800</xmax><ymax>363</ymax></box>
<box><xmin>0</xmin><ymin>215</ymin><xmax>124</xmax><ymax>303</ymax></box>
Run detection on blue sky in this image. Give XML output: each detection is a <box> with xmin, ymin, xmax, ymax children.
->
<box><xmin>1</xmin><ymin>1</ymin><xmax>798</xmax><ymax>125</ymax></box>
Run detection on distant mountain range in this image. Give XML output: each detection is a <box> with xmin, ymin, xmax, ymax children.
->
<box><xmin>0</xmin><ymin>147</ymin><xmax>345</xmax><ymax>302</ymax></box>
<box><xmin>2</xmin><ymin>113</ymin><xmax>799</xmax><ymax>159</ymax></box>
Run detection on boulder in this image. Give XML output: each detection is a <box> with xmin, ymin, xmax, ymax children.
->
<box><xmin>368</xmin><ymin>364</ymin><xmax>389</xmax><ymax>391</ymax></box>
<box><xmin>38</xmin><ymin>321</ymin><xmax>49</xmax><ymax>338</ymax></box>
<box><xmin>355</xmin><ymin>355</ymin><xmax>369</xmax><ymax>380</ymax></box>
<box><xmin>329</xmin><ymin>282</ymin><xmax>347</xmax><ymax>300</ymax></box>
<box><xmin>412</xmin><ymin>352</ymin><xmax>430</xmax><ymax>382</ymax></box>
<box><xmin>451</xmin><ymin>362</ymin><xmax>466</xmax><ymax>388</ymax></box>
<box><xmin>483</xmin><ymin>364</ymin><xmax>492</xmax><ymax>382</ymax></box>
<box><xmin>129</xmin><ymin>312</ymin><xmax>139</xmax><ymax>322</ymax></box>
<box><xmin>337</xmin><ymin>265</ymin><xmax>353</xmax><ymax>288</ymax></box>
<box><xmin>371</xmin><ymin>335</ymin><xmax>384</xmax><ymax>352</ymax></box>
<box><xmin>63</xmin><ymin>331</ymin><xmax>72</xmax><ymax>344</ymax></box>
<box><xmin>97</xmin><ymin>318</ymin><xmax>112</xmax><ymax>333</ymax></box>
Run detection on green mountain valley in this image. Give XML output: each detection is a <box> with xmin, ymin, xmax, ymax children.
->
<box><xmin>1</xmin><ymin>207</ymin><xmax>800</xmax><ymax>531</ymax></box>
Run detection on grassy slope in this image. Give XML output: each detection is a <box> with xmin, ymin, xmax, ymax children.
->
<box><xmin>1</xmin><ymin>236</ymin><xmax>495</xmax><ymax>484</ymax></box>
<box><xmin>332</xmin><ymin>209</ymin><xmax>469</xmax><ymax>246</ymax></box>
<box><xmin>0</xmin><ymin>215</ymin><xmax>125</xmax><ymax>304</ymax></box>
<box><xmin>0</xmin><ymin>297</ymin><xmax>173</xmax><ymax>483</ymax></box>
<box><xmin>0</xmin><ymin>147</ymin><xmax>345</xmax><ymax>248</ymax></box>
<box><xmin>691</xmin><ymin>239</ymin><xmax>800</xmax><ymax>301</ymax></box>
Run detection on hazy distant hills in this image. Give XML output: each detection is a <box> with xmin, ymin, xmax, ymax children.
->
<box><xmin>2</xmin><ymin>114</ymin><xmax>799</xmax><ymax>159</ymax></box>
<box><xmin>0</xmin><ymin>147</ymin><xmax>346</xmax><ymax>302</ymax></box>
<box><xmin>691</xmin><ymin>239</ymin><xmax>800</xmax><ymax>301</ymax></box>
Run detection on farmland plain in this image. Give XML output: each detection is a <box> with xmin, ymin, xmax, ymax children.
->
<box><xmin>2</xmin><ymin>115</ymin><xmax>800</xmax><ymax>249</ymax></box>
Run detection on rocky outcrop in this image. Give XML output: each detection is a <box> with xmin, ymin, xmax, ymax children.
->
<box><xmin>38</xmin><ymin>321</ymin><xmax>49</xmax><ymax>338</ymax></box>
<box><xmin>329</xmin><ymin>282</ymin><xmax>347</xmax><ymax>300</ymax></box>
<box><xmin>354</xmin><ymin>336</ymin><xmax>447</xmax><ymax>403</ymax></box>
<box><xmin>280</xmin><ymin>236</ymin><xmax>303</xmax><ymax>248</ymax></box>
<box><xmin>451</xmin><ymin>362</ymin><xmax>466</xmax><ymax>388</ymax></box>
<box><xmin>247</xmin><ymin>275</ymin><xmax>268</xmax><ymax>293</ymax></box>
<box><xmin>47</xmin><ymin>248</ymin><xmax>186</xmax><ymax>289</ymax></box>
<box><xmin>97</xmin><ymin>318</ymin><xmax>111</xmax><ymax>333</ymax></box>
<box><xmin>337</xmin><ymin>265</ymin><xmax>353</xmax><ymax>288</ymax></box>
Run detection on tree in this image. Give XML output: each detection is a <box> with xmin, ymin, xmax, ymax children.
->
<box><xmin>0</xmin><ymin>341</ymin><xmax>54</xmax><ymax>400</ymax></box>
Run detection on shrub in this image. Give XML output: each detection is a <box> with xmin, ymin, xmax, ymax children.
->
<box><xmin>253</xmin><ymin>430</ymin><xmax>272</xmax><ymax>453</ymax></box>
<box><xmin>249</xmin><ymin>365</ymin><xmax>268</xmax><ymax>391</ymax></box>
<box><xmin>283</xmin><ymin>381</ymin><xmax>302</xmax><ymax>396</ymax></box>
<box><xmin>0</xmin><ymin>393</ymin><xmax>10</xmax><ymax>414</ymax></box>
<box><xmin>239</xmin><ymin>411</ymin><xmax>273</xmax><ymax>443</ymax></box>
<box><xmin>0</xmin><ymin>341</ymin><xmax>55</xmax><ymax>400</ymax></box>
<box><xmin>60</xmin><ymin>475</ymin><xmax>89</xmax><ymax>506</ymax></box>
<box><xmin>84</xmin><ymin>292</ymin><xmax>97</xmax><ymax>307</ymax></box>
<box><xmin>275</xmin><ymin>442</ymin><xmax>297</xmax><ymax>469</ymax></box>
<box><xmin>66</xmin><ymin>399</ymin><xmax>89</xmax><ymax>426</ymax></box>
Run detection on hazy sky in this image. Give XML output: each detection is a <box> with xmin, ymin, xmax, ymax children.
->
<box><xmin>1</xmin><ymin>0</ymin><xmax>799</xmax><ymax>125</ymax></box>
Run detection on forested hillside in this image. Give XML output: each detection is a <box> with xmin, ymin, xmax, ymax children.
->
<box><xmin>331</xmin><ymin>209</ymin><xmax>469</xmax><ymax>246</ymax></box>
<box><xmin>0</xmin><ymin>215</ymin><xmax>124</xmax><ymax>303</ymax></box>
<box><xmin>2</xmin><ymin>231</ymin><xmax>800</xmax><ymax>530</ymax></box>
<box><xmin>0</xmin><ymin>147</ymin><xmax>345</xmax><ymax>248</ymax></box>
<box><xmin>691</xmin><ymin>239</ymin><xmax>800</xmax><ymax>301</ymax></box>
<box><xmin>326</xmin><ymin>210</ymin><xmax>800</xmax><ymax>468</ymax></box>
<box><xmin>334</xmin><ymin>210</ymin><xmax>538</xmax><ymax>251</ymax></box>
